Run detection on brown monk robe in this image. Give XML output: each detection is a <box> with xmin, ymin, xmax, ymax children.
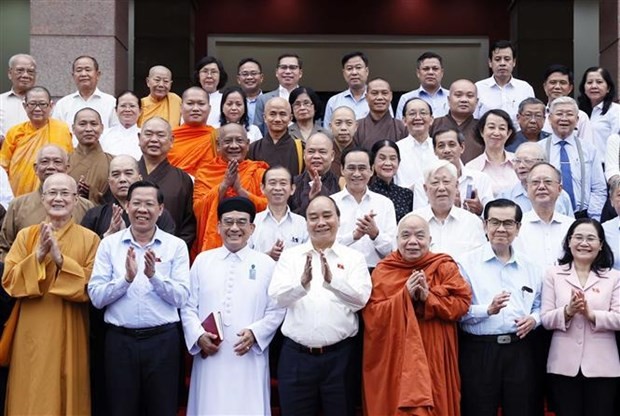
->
<box><xmin>363</xmin><ymin>214</ymin><xmax>471</xmax><ymax>416</ymax></box>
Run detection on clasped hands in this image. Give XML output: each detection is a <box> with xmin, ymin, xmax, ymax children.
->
<box><xmin>300</xmin><ymin>251</ymin><xmax>332</xmax><ymax>289</ymax></box>
<box><xmin>124</xmin><ymin>246</ymin><xmax>159</xmax><ymax>282</ymax></box>
<box><xmin>565</xmin><ymin>288</ymin><xmax>595</xmax><ymax>323</ymax></box>
<box><xmin>198</xmin><ymin>328</ymin><xmax>256</xmax><ymax>358</ymax></box>
<box><xmin>36</xmin><ymin>222</ymin><xmax>63</xmax><ymax>268</ymax></box>
<box><xmin>353</xmin><ymin>210</ymin><xmax>378</xmax><ymax>241</ymax></box>
<box><xmin>406</xmin><ymin>270</ymin><xmax>429</xmax><ymax>302</ymax></box>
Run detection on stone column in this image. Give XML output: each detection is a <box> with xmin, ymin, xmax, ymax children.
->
<box><xmin>600</xmin><ymin>0</ymin><xmax>619</xmax><ymax>87</ymax></box>
<box><xmin>30</xmin><ymin>0</ymin><xmax>129</xmax><ymax>98</ymax></box>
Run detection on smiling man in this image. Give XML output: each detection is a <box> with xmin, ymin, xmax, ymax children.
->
<box><xmin>269</xmin><ymin>195</ymin><xmax>371</xmax><ymax>416</ymax></box>
<box><xmin>0</xmin><ymin>54</ymin><xmax>37</xmax><ymax>141</ymax></box>
<box><xmin>67</xmin><ymin>107</ymin><xmax>113</xmax><ymax>204</ymax></box>
<box><xmin>0</xmin><ymin>86</ymin><xmax>73</xmax><ymax>196</ymax></box>
<box><xmin>137</xmin><ymin>65</ymin><xmax>182</xmax><ymax>127</ymax></box>
<box><xmin>236</xmin><ymin>58</ymin><xmax>264</xmax><ymax>123</ymax></box>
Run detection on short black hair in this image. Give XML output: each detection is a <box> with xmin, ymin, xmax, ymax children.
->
<box><xmin>194</xmin><ymin>56</ymin><xmax>228</xmax><ymax>90</ymax></box>
<box><xmin>341</xmin><ymin>51</ymin><xmax>368</xmax><ymax>68</ymax></box>
<box><xmin>127</xmin><ymin>180</ymin><xmax>164</xmax><ymax>204</ymax></box>
<box><xmin>261</xmin><ymin>165</ymin><xmax>293</xmax><ymax>185</ymax></box>
<box><xmin>115</xmin><ymin>90</ymin><xmax>141</xmax><ymax>110</ymax></box>
<box><xmin>432</xmin><ymin>128</ymin><xmax>465</xmax><ymax>147</ymax></box>
<box><xmin>402</xmin><ymin>97</ymin><xmax>433</xmax><ymax>118</ymax></box>
<box><xmin>416</xmin><ymin>52</ymin><xmax>443</xmax><ymax>68</ymax></box>
<box><xmin>72</xmin><ymin>55</ymin><xmax>99</xmax><ymax>71</ymax></box>
<box><xmin>340</xmin><ymin>147</ymin><xmax>371</xmax><ymax>169</ymax></box>
<box><xmin>558</xmin><ymin>218</ymin><xmax>614</xmax><ymax>274</ymax></box>
<box><xmin>483</xmin><ymin>198</ymin><xmax>523</xmax><ymax>222</ymax></box>
<box><xmin>543</xmin><ymin>64</ymin><xmax>574</xmax><ymax>85</ymax></box>
<box><xmin>237</xmin><ymin>57</ymin><xmax>262</xmax><ymax>73</ymax></box>
<box><xmin>489</xmin><ymin>40</ymin><xmax>516</xmax><ymax>60</ymax></box>
<box><xmin>476</xmin><ymin>108</ymin><xmax>516</xmax><ymax>147</ymax></box>
<box><xmin>219</xmin><ymin>85</ymin><xmax>249</xmax><ymax>129</ymax></box>
<box><xmin>306</xmin><ymin>195</ymin><xmax>341</xmax><ymax>218</ymax></box>
<box><xmin>277</xmin><ymin>53</ymin><xmax>303</xmax><ymax>69</ymax></box>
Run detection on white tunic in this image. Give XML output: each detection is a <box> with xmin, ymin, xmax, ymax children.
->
<box><xmin>181</xmin><ymin>245</ymin><xmax>285</xmax><ymax>416</ymax></box>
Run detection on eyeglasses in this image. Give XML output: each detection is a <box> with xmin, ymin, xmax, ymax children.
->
<box><xmin>405</xmin><ymin>110</ymin><xmax>430</xmax><ymax>118</ymax></box>
<box><xmin>221</xmin><ymin>217</ymin><xmax>250</xmax><ymax>227</ymax></box>
<box><xmin>570</xmin><ymin>234</ymin><xmax>600</xmax><ymax>244</ymax></box>
<box><xmin>514</xmin><ymin>158</ymin><xmax>543</xmax><ymax>166</ymax></box>
<box><xmin>42</xmin><ymin>190</ymin><xmax>76</xmax><ymax>199</ymax></box>
<box><xmin>486</xmin><ymin>218</ymin><xmax>519</xmax><ymax>229</ymax></box>
<box><xmin>277</xmin><ymin>64</ymin><xmax>299</xmax><ymax>71</ymax></box>
<box><xmin>238</xmin><ymin>71</ymin><xmax>261</xmax><ymax>78</ymax></box>
<box><xmin>293</xmin><ymin>100</ymin><xmax>314</xmax><ymax>109</ymax></box>
<box><xmin>552</xmin><ymin>111</ymin><xmax>576</xmax><ymax>119</ymax></box>
<box><xmin>24</xmin><ymin>102</ymin><xmax>50</xmax><ymax>109</ymax></box>
<box><xmin>12</xmin><ymin>67</ymin><xmax>36</xmax><ymax>76</ymax></box>
<box><xmin>528</xmin><ymin>178</ymin><xmax>559</xmax><ymax>188</ymax></box>
<box><xmin>118</xmin><ymin>104</ymin><xmax>139</xmax><ymax>110</ymax></box>
<box><xmin>199</xmin><ymin>69</ymin><xmax>220</xmax><ymax>76</ymax></box>
<box><xmin>520</xmin><ymin>112</ymin><xmax>545</xmax><ymax>120</ymax></box>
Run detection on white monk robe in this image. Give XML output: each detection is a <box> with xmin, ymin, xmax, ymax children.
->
<box><xmin>181</xmin><ymin>244</ymin><xmax>285</xmax><ymax>415</ymax></box>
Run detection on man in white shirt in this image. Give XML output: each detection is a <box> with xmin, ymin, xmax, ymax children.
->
<box><xmin>0</xmin><ymin>54</ymin><xmax>36</xmax><ymax>142</ymax></box>
<box><xmin>475</xmin><ymin>40</ymin><xmax>535</xmax><ymax>127</ymax></box>
<box><xmin>323</xmin><ymin>51</ymin><xmax>370</xmax><ymax>128</ymax></box>
<box><xmin>413</xmin><ymin>159</ymin><xmax>486</xmax><ymax>257</ymax></box>
<box><xmin>514</xmin><ymin>162</ymin><xmax>573</xmax><ymax>270</ymax></box>
<box><xmin>253</xmin><ymin>54</ymin><xmax>303</xmax><ymax>134</ymax></box>
<box><xmin>332</xmin><ymin>148</ymin><xmax>397</xmax><ymax>269</ymax></box>
<box><xmin>250</xmin><ymin>166</ymin><xmax>308</xmax><ymax>260</ymax></box>
<box><xmin>432</xmin><ymin>127</ymin><xmax>494</xmax><ymax>215</ymax></box>
<box><xmin>396</xmin><ymin>51</ymin><xmax>449</xmax><ymax>119</ymax></box>
<box><xmin>394</xmin><ymin>97</ymin><xmax>438</xmax><ymax>208</ymax></box>
<box><xmin>269</xmin><ymin>195</ymin><xmax>371</xmax><ymax>416</ymax></box>
<box><xmin>52</xmin><ymin>55</ymin><xmax>119</xmax><ymax>140</ymax></box>
<box><xmin>602</xmin><ymin>177</ymin><xmax>620</xmax><ymax>270</ymax></box>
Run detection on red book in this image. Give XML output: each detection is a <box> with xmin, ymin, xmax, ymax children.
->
<box><xmin>200</xmin><ymin>311</ymin><xmax>223</xmax><ymax>358</ymax></box>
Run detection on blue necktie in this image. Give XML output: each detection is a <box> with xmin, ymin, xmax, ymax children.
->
<box><xmin>558</xmin><ymin>140</ymin><xmax>575</xmax><ymax>209</ymax></box>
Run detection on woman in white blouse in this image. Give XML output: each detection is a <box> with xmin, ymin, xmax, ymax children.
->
<box><xmin>218</xmin><ymin>86</ymin><xmax>262</xmax><ymax>143</ymax></box>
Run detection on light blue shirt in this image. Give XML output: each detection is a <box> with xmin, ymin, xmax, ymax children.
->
<box><xmin>88</xmin><ymin>226</ymin><xmax>191</xmax><ymax>328</ymax></box>
<box><xmin>322</xmin><ymin>88</ymin><xmax>370</xmax><ymax>128</ymax></box>
<box><xmin>538</xmin><ymin>134</ymin><xmax>607</xmax><ymax>221</ymax></box>
<box><xmin>602</xmin><ymin>217</ymin><xmax>620</xmax><ymax>270</ymax></box>
<box><xmin>499</xmin><ymin>182</ymin><xmax>574</xmax><ymax>217</ymax></box>
<box><xmin>457</xmin><ymin>243</ymin><xmax>542</xmax><ymax>335</ymax></box>
<box><xmin>395</xmin><ymin>86</ymin><xmax>449</xmax><ymax>120</ymax></box>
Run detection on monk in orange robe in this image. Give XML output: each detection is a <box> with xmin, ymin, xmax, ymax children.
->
<box><xmin>363</xmin><ymin>214</ymin><xmax>471</xmax><ymax>416</ymax></box>
<box><xmin>193</xmin><ymin>123</ymin><xmax>267</xmax><ymax>256</ymax></box>
<box><xmin>137</xmin><ymin>65</ymin><xmax>182</xmax><ymax>127</ymax></box>
<box><xmin>0</xmin><ymin>86</ymin><xmax>72</xmax><ymax>196</ymax></box>
<box><xmin>168</xmin><ymin>86</ymin><xmax>216</xmax><ymax>177</ymax></box>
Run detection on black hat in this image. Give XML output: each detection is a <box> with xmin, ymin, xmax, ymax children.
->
<box><xmin>217</xmin><ymin>196</ymin><xmax>256</xmax><ymax>222</ymax></box>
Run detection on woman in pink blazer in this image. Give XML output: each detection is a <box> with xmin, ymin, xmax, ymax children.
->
<box><xmin>541</xmin><ymin>218</ymin><xmax>620</xmax><ymax>416</ymax></box>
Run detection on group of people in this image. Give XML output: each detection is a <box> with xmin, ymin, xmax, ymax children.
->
<box><xmin>0</xmin><ymin>38</ymin><xmax>619</xmax><ymax>416</ymax></box>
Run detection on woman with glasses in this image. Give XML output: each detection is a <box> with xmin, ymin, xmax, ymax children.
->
<box><xmin>219</xmin><ymin>86</ymin><xmax>262</xmax><ymax>143</ymax></box>
<box><xmin>99</xmin><ymin>90</ymin><xmax>143</xmax><ymax>160</ymax></box>
<box><xmin>541</xmin><ymin>218</ymin><xmax>620</xmax><ymax>416</ymax></box>
<box><xmin>465</xmin><ymin>108</ymin><xmax>519</xmax><ymax>197</ymax></box>
<box><xmin>288</xmin><ymin>86</ymin><xmax>329</xmax><ymax>142</ymax></box>
<box><xmin>195</xmin><ymin>56</ymin><xmax>228</xmax><ymax>127</ymax></box>
<box><xmin>368</xmin><ymin>140</ymin><xmax>413</xmax><ymax>222</ymax></box>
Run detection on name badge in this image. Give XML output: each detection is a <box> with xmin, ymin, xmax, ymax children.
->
<box><xmin>249</xmin><ymin>264</ymin><xmax>256</xmax><ymax>280</ymax></box>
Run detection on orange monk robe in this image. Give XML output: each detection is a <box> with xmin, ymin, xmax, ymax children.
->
<box><xmin>2</xmin><ymin>220</ymin><xmax>100</xmax><ymax>416</ymax></box>
<box><xmin>362</xmin><ymin>251</ymin><xmax>472</xmax><ymax>416</ymax></box>
<box><xmin>0</xmin><ymin>119</ymin><xmax>73</xmax><ymax>196</ymax></box>
<box><xmin>168</xmin><ymin>123</ymin><xmax>216</xmax><ymax>178</ymax></box>
<box><xmin>193</xmin><ymin>156</ymin><xmax>268</xmax><ymax>255</ymax></box>
<box><xmin>137</xmin><ymin>92</ymin><xmax>182</xmax><ymax>127</ymax></box>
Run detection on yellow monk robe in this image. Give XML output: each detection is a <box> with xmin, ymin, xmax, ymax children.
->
<box><xmin>137</xmin><ymin>92</ymin><xmax>182</xmax><ymax>127</ymax></box>
<box><xmin>2</xmin><ymin>220</ymin><xmax>100</xmax><ymax>416</ymax></box>
<box><xmin>168</xmin><ymin>124</ymin><xmax>216</xmax><ymax>178</ymax></box>
<box><xmin>0</xmin><ymin>119</ymin><xmax>73</xmax><ymax>196</ymax></box>
<box><xmin>192</xmin><ymin>156</ymin><xmax>268</xmax><ymax>256</ymax></box>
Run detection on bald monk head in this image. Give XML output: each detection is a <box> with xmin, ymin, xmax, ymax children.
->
<box><xmin>304</xmin><ymin>132</ymin><xmax>335</xmax><ymax>175</ymax></box>
<box><xmin>217</xmin><ymin>123</ymin><xmax>250</xmax><ymax>162</ymax></box>
<box><xmin>181</xmin><ymin>86</ymin><xmax>211</xmax><ymax>127</ymax></box>
<box><xmin>146</xmin><ymin>65</ymin><xmax>173</xmax><ymax>101</ymax></box>
<box><xmin>34</xmin><ymin>144</ymin><xmax>70</xmax><ymax>182</ymax></box>
<box><xmin>397</xmin><ymin>214</ymin><xmax>432</xmax><ymax>262</ymax></box>
<box><xmin>139</xmin><ymin>116</ymin><xmax>173</xmax><ymax>162</ymax></box>
<box><xmin>23</xmin><ymin>86</ymin><xmax>53</xmax><ymax>129</ymax></box>
<box><xmin>330</xmin><ymin>106</ymin><xmax>357</xmax><ymax>150</ymax></box>
<box><xmin>264</xmin><ymin>97</ymin><xmax>292</xmax><ymax>140</ymax></box>
<box><xmin>108</xmin><ymin>155</ymin><xmax>142</xmax><ymax>202</ymax></box>
<box><xmin>41</xmin><ymin>173</ymin><xmax>78</xmax><ymax>222</ymax></box>
<box><xmin>73</xmin><ymin>107</ymin><xmax>104</xmax><ymax>148</ymax></box>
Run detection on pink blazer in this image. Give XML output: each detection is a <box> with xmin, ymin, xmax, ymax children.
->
<box><xmin>541</xmin><ymin>265</ymin><xmax>620</xmax><ymax>377</ymax></box>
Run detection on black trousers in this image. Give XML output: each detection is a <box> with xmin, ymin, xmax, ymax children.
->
<box><xmin>549</xmin><ymin>372</ymin><xmax>618</xmax><ymax>416</ymax></box>
<box><xmin>278</xmin><ymin>337</ymin><xmax>355</xmax><ymax>416</ymax></box>
<box><xmin>460</xmin><ymin>332</ymin><xmax>539</xmax><ymax>416</ymax></box>
<box><xmin>104</xmin><ymin>323</ymin><xmax>181</xmax><ymax>416</ymax></box>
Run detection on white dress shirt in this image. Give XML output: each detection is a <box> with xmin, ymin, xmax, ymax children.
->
<box><xmin>395</xmin><ymin>135</ymin><xmax>439</xmax><ymax>203</ymax></box>
<box><xmin>52</xmin><ymin>87</ymin><xmax>119</xmax><ymax>131</ymax></box>
<box><xmin>395</xmin><ymin>86</ymin><xmax>449</xmax><ymax>119</ymax></box>
<box><xmin>413</xmin><ymin>205</ymin><xmax>486</xmax><ymax>257</ymax></box>
<box><xmin>459</xmin><ymin>165</ymin><xmax>495</xmax><ymax>208</ymax></box>
<box><xmin>323</xmin><ymin>88</ymin><xmax>369</xmax><ymax>128</ymax></box>
<box><xmin>0</xmin><ymin>167</ymin><xmax>14</xmax><ymax>209</ymax></box>
<box><xmin>207</xmin><ymin>90</ymin><xmax>222</xmax><ymax>127</ymax></box>
<box><xmin>539</xmin><ymin>133</ymin><xmax>607</xmax><ymax>220</ymax></box>
<box><xmin>99</xmin><ymin>124</ymin><xmax>142</xmax><ymax>160</ymax></box>
<box><xmin>458</xmin><ymin>243</ymin><xmax>543</xmax><ymax>335</ymax></box>
<box><xmin>88</xmin><ymin>227</ymin><xmax>190</xmax><ymax>328</ymax></box>
<box><xmin>249</xmin><ymin>206</ymin><xmax>308</xmax><ymax>253</ymax></box>
<box><xmin>605</xmin><ymin>133</ymin><xmax>620</xmax><ymax>181</ymax></box>
<box><xmin>513</xmin><ymin>210</ymin><xmax>573</xmax><ymax>269</ymax></box>
<box><xmin>0</xmin><ymin>89</ymin><xmax>28</xmax><ymax>137</ymax></box>
<box><xmin>602</xmin><ymin>217</ymin><xmax>620</xmax><ymax>270</ymax></box>
<box><xmin>499</xmin><ymin>182</ymin><xmax>574</xmax><ymax>217</ymax></box>
<box><xmin>474</xmin><ymin>76</ymin><xmax>535</xmax><ymax>128</ymax></box>
<box><xmin>269</xmin><ymin>241</ymin><xmax>372</xmax><ymax>347</ymax></box>
<box><xmin>589</xmin><ymin>102</ymin><xmax>620</xmax><ymax>162</ymax></box>
<box><xmin>332</xmin><ymin>187</ymin><xmax>397</xmax><ymax>267</ymax></box>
